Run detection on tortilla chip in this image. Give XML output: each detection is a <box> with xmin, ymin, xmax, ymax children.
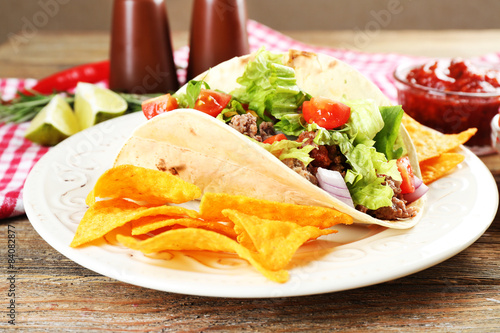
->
<box><xmin>116</xmin><ymin>229</ymin><xmax>289</xmax><ymax>283</ymax></box>
<box><xmin>103</xmin><ymin>224</ymin><xmax>133</xmax><ymax>245</ymax></box>
<box><xmin>131</xmin><ymin>205</ymin><xmax>200</xmax><ymax>219</ymax></box>
<box><xmin>85</xmin><ymin>164</ymin><xmax>202</xmax><ymax>206</ymax></box>
<box><xmin>420</xmin><ymin>153</ymin><xmax>465</xmax><ymax>184</ymax></box>
<box><xmin>223</xmin><ymin>209</ymin><xmax>335</xmax><ymax>271</ymax></box>
<box><xmin>71</xmin><ymin>199</ymin><xmax>146</xmax><ymax>247</ymax></box>
<box><xmin>70</xmin><ymin>200</ymin><xmax>199</xmax><ymax>247</ymax></box>
<box><xmin>131</xmin><ymin>216</ymin><xmax>236</xmax><ymax>239</ymax></box>
<box><xmin>199</xmin><ymin>192</ymin><xmax>353</xmax><ymax>228</ymax></box>
<box><xmin>402</xmin><ymin>114</ymin><xmax>476</xmax><ymax>162</ymax></box>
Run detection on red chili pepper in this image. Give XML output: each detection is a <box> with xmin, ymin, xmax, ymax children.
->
<box><xmin>25</xmin><ymin>60</ymin><xmax>110</xmax><ymax>95</ymax></box>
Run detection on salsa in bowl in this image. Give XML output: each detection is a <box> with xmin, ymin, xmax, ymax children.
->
<box><xmin>394</xmin><ymin>58</ymin><xmax>500</xmax><ymax>153</ymax></box>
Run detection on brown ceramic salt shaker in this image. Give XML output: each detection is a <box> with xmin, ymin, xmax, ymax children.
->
<box><xmin>109</xmin><ymin>0</ymin><xmax>179</xmax><ymax>94</ymax></box>
<box><xmin>186</xmin><ymin>0</ymin><xmax>249</xmax><ymax>81</ymax></box>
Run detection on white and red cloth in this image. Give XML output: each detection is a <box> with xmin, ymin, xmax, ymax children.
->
<box><xmin>1</xmin><ymin>20</ymin><xmax>499</xmax><ymax>219</ymax></box>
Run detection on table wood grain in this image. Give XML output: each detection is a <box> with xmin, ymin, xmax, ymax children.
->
<box><xmin>1</xmin><ymin>29</ymin><xmax>499</xmax><ymax>332</ymax></box>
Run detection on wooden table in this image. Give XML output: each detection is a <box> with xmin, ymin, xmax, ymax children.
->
<box><xmin>1</xmin><ymin>29</ymin><xmax>499</xmax><ymax>332</ymax></box>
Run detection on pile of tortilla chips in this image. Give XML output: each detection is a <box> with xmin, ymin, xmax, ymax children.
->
<box><xmin>71</xmin><ymin>165</ymin><xmax>353</xmax><ymax>283</ymax></box>
<box><xmin>402</xmin><ymin>114</ymin><xmax>477</xmax><ymax>184</ymax></box>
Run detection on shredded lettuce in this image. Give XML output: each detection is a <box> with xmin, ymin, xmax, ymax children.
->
<box><xmin>342</xmin><ymin>143</ymin><xmax>400</xmax><ymax>210</ymax></box>
<box><xmin>344</xmin><ymin>99</ymin><xmax>384</xmax><ymax>146</ymax></box>
<box><xmin>255</xmin><ymin>139</ymin><xmax>315</xmax><ymax>166</ymax></box>
<box><xmin>274</xmin><ymin>114</ymin><xmax>306</xmax><ymax>136</ymax></box>
<box><xmin>373</xmin><ymin>105</ymin><xmax>405</xmax><ymax>160</ymax></box>
<box><xmin>231</xmin><ymin>48</ymin><xmax>307</xmax><ymax>121</ymax></box>
<box><xmin>348</xmin><ymin>174</ymin><xmax>394</xmax><ymax>211</ymax></box>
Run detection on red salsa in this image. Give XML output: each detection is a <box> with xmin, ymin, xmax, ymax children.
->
<box><xmin>407</xmin><ymin>59</ymin><xmax>500</xmax><ymax>93</ymax></box>
<box><xmin>396</xmin><ymin>59</ymin><xmax>500</xmax><ymax>147</ymax></box>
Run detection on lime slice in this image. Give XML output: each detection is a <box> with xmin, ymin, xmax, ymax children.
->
<box><xmin>24</xmin><ymin>95</ymin><xmax>80</xmax><ymax>146</ymax></box>
<box><xmin>74</xmin><ymin>82</ymin><xmax>127</xmax><ymax>130</ymax></box>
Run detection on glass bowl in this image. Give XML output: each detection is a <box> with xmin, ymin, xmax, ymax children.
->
<box><xmin>393</xmin><ymin>60</ymin><xmax>500</xmax><ymax>154</ymax></box>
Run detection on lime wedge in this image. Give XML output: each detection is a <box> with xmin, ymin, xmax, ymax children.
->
<box><xmin>24</xmin><ymin>95</ymin><xmax>80</xmax><ymax>146</ymax></box>
<box><xmin>74</xmin><ymin>82</ymin><xmax>127</xmax><ymax>130</ymax></box>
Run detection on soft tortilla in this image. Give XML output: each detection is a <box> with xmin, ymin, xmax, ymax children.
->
<box><xmin>114</xmin><ymin>50</ymin><xmax>425</xmax><ymax>229</ymax></box>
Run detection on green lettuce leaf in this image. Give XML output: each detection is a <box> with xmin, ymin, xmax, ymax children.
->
<box><xmin>343</xmin><ymin>143</ymin><xmax>400</xmax><ymax>210</ymax></box>
<box><xmin>231</xmin><ymin>48</ymin><xmax>307</xmax><ymax>121</ymax></box>
<box><xmin>373</xmin><ymin>105</ymin><xmax>405</xmax><ymax>160</ymax></box>
<box><xmin>255</xmin><ymin>139</ymin><xmax>315</xmax><ymax>166</ymax></box>
<box><xmin>344</xmin><ymin>98</ymin><xmax>384</xmax><ymax>146</ymax></box>
<box><xmin>274</xmin><ymin>114</ymin><xmax>306</xmax><ymax>136</ymax></box>
<box><xmin>349</xmin><ymin>174</ymin><xmax>394</xmax><ymax>211</ymax></box>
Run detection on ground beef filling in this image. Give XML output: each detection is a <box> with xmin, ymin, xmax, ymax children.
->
<box><xmin>282</xmin><ymin>158</ymin><xmax>318</xmax><ymax>185</ymax></box>
<box><xmin>229</xmin><ymin>114</ymin><xmax>275</xmax><ymax>142</ymax></box>
<box><xmin>229</xmin><ymin>123</ymin><xmax>415</xmax><ymax>220</ymax></box>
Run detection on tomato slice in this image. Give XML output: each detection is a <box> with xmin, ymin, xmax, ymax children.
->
<box><xmin>397</xmin><ymin>156</ymin><xmax>415</xmax><ymax>194</ymax></box>
<box><xmin>263</xmin><ymin>133</ymin><xmax>287</xmax><ymax>144</ymax></box>
<box><xmin>142</xmin><ymin>93</ymin><xmax>178</xmax><ymax>120</ymax></box>
<box><xmin>194</xmin><ymin>89</ymin><xmax>232</xmax><ymax>117</ymax></box>
<box><xmin>302</xmin><ymin>97</ymin><xmax>351</xmax><ymax>130</ymax></box>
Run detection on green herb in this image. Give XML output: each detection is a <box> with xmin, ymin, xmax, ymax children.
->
<box><xmin>0</xmin><ymin>92</ymin><xmax>70</xmax><ymax>123</ymax></box>
<box><xmin>174</xmin><ymin>80</ymin><xmax>209</xmax><ymax>108</ymax></box>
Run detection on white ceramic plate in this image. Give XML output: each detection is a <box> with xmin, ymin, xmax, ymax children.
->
<box><xmin>24</xmin><ymin>112</ymin><xmax>498</xmax><ymax>298</ymax></box>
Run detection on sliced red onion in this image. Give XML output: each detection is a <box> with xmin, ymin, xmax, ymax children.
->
<box><xmin>403</xmin><ymin>176</ymin><xmax>429</xmax><ymax>203</ymax></box>
<box><xmin>316</xmin><ymin>167</ymin><xmax>354</xmax><ymax>208</ymax></box>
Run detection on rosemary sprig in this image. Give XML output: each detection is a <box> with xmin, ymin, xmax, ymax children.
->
<box><xmin>0</xmin><ymin>92</ymin><xmax>68</xmax><ymax>123</ymax></box>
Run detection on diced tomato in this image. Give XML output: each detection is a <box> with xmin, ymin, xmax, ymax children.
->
<box><xmin>302</xmin><ymin>96</ymin><xmax>351</xmax><ymax>130</ymax></box>
<box><xmin>397</xmin><ymin>156</ymin><xmax>415</xmax><ymax>194</ymax></box>
<box><xmin>142</xmin><ymin>93</ymin><xmax>178</xmax><ymax>120</ymax></box>
<box><xmin>263</xmin><ymin>133</ymin><xmax>287</xmax><ymax>144</ymax></box>
<box><xmin>194</xmin><ymin>89</ymin><xmax>232</xmax><ymax>117</ymax></box>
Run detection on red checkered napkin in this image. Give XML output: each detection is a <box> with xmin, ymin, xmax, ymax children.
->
<box><xmin>0</xmin><ymin>120</ymin><xmax>48</xmax><ymax>218</ymax></box>
<box><xmin>2</xmin><ymin>20</ymin><xmax>500</xmax><ymax>219</ymax></box>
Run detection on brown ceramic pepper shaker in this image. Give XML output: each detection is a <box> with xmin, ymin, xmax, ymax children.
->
<box><xmin>109</xmin><ymin>0</ymin><xmax>179</xmax><ymax>94</ymax></box>
<box><xmin>186</xmin><ymin>0</ymin><xmax>249</xmax><ymax>81</ymax></box>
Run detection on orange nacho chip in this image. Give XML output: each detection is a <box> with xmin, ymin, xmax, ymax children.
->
<box><xmin>222</xmin><ymin>209</ymin><xmax>336</xmax><ymax>271</ymax></box>
<box><xmin>85</xmin><ymin>164</ymin><xmax>202</xmax><ymax>206</ymax></box>
<box><xmin>116</xmin><ymin>229</ymin><xmax>289</xmax><ymax>283</ymax></box>
<box><xmin>402</xmin><ymin>114</ymin><xmax>476</xmax><ymax>162</ymax></box>
<box><xmin>131</xmin><ymin>216</ymin><xmax>236</xmax><ymax>239</ymax></box>
<box><xmin>420</xmin><ymin>153</ymin><xmax>465</xmax><ymax>184</ymax></box>
<box><xmin>71</xmin><ymin>199</ymin><xmax>145</xmax><ymax>247</ymax></box>
<box><xmin>70</xmin><ymin>200</ymin><xmax>199</xmax><ymax>247</ymax></box>
<box><xmin>199</xmin><ymin>192</ymin><xmax>353</xmax><ymax>228</ymax></box>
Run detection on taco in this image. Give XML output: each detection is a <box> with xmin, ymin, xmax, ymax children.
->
<box><xmin>114</xmin><ymin>49</ymin><xmax>427</xmax><ymax>229</ymax></box>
